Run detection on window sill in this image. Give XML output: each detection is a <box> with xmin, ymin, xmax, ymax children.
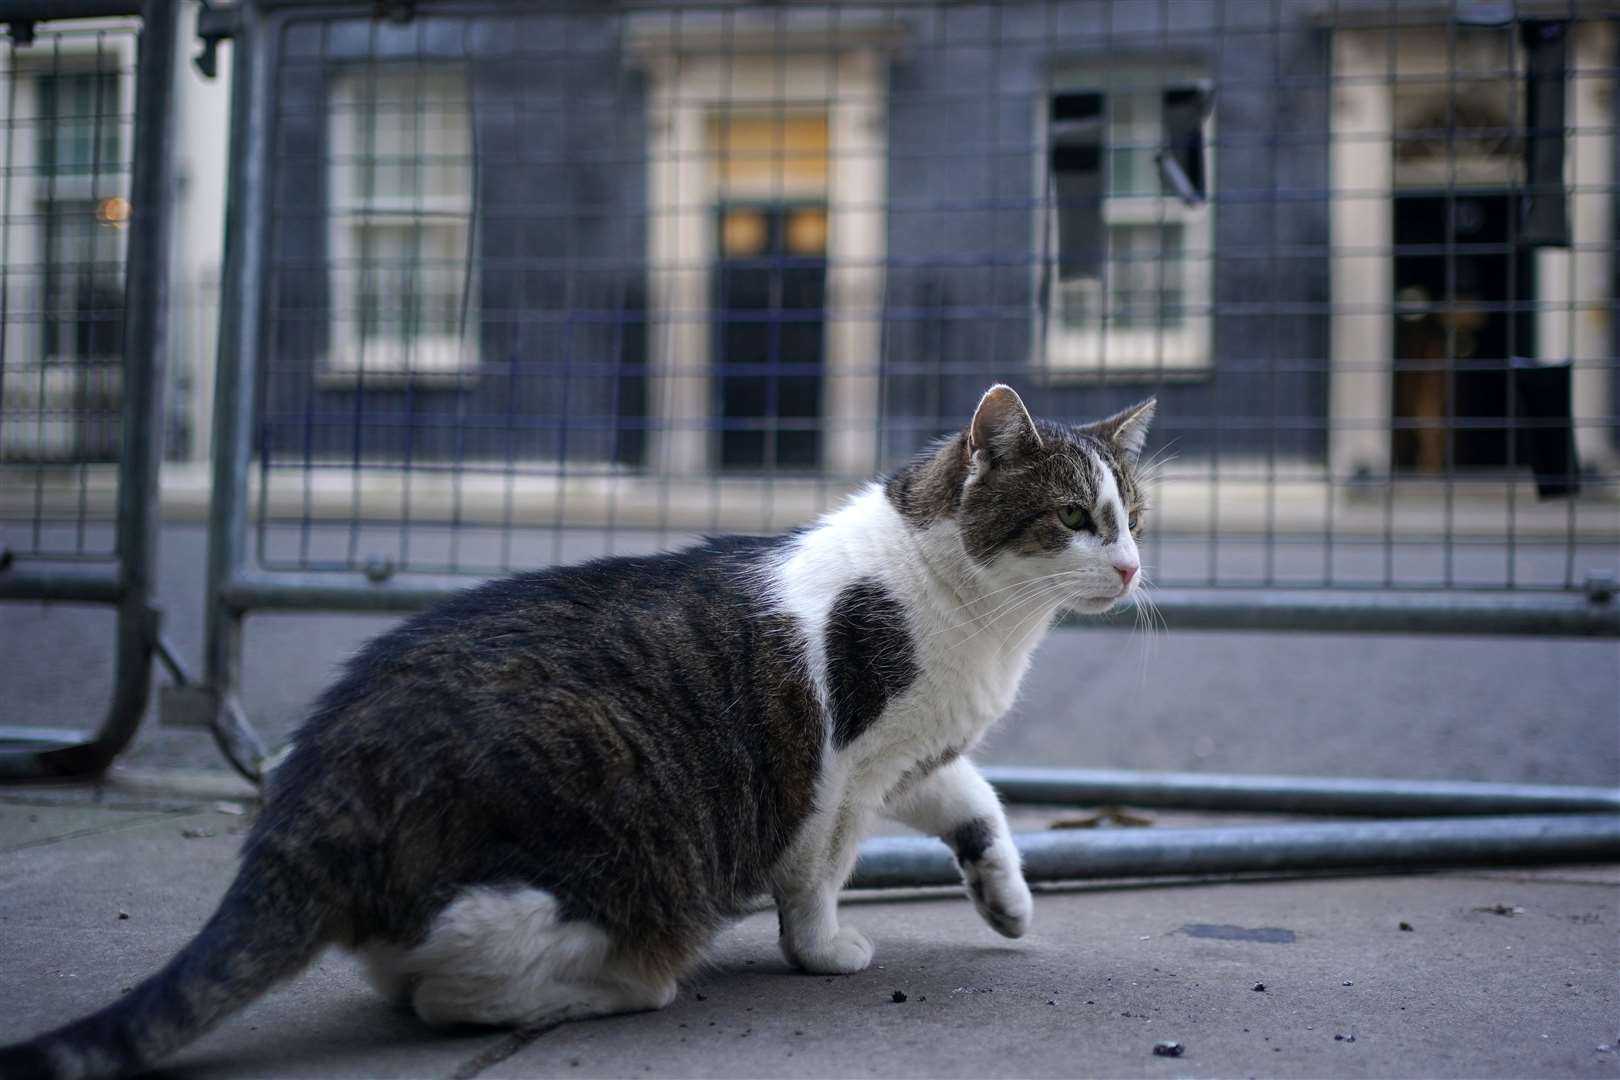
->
<box><xmin>1036</xmin><ymin>361</ymin><xmax>1213</xmax><ymax>386</ymax></box>
<box><xmin>1040</xmin><ymin>329</ymin><xmax>1213</xmax><ymax>384</ymax></box>
<box><xmin>314</xmin><ymin>362</ymin><xmax>479</xmax><ymax>392</ymax></box>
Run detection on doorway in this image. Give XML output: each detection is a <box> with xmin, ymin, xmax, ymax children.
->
<box><xmin>1391</xmin><ymin>191</ymin><xmax>1531</xmax><ymax>471</ymax></box>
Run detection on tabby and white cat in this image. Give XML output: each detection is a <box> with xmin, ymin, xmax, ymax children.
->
<box><xmin>0</xmin><ymin>384</ymin><xmax>1155</xmax><ymax>1079</ymax></box>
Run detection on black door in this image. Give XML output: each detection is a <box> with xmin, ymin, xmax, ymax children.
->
<box><xmin>1392</xmin><ymin>192</ymin><xmax>1532</xmax><ymax>471</ymax></box>
<box><xmin>713</xmin><ymin>203</ymin><xmax>826</xmax><ymax>471</ymax></box>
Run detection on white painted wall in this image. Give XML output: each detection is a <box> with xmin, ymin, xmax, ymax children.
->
<box><xmin>167</xmin><ymin>0</ymin><xmax>230</xmax><ymax>461</ymax></box>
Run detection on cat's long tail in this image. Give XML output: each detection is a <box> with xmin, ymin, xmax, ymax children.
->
<box><xmin>0</xmin><ymin>842</ymin><xmax>328</xmax><ymax>1080</ymax></box>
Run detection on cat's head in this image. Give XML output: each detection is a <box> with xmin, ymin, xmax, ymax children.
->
<box><xmin>888</xmin><ymin>384</ymin><xmax>1157</xmax><ymax>615</ymax></box>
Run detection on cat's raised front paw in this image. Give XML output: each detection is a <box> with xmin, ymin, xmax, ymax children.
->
<box><xmin>968</xmin><ymin>866</ymin><xmax>1033</xmax><ymax>939</ymax></box>
<box><xmin>788</xmin><ymin>925</ymin><xmax>874</xmax><ymax>975</ymax></box>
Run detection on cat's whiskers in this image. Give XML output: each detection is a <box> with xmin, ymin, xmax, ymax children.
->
<box><xmin>918</xmin><ymin>566</ymin><xmax>1086</xmax><ymax>643</ymax></box>
<box><xmin>932</xmin><ymin>578</ymin><xmax>1062</xmax><ymax>650</ymax></box>
<box><xmin>1128</xmin><ymin>567</ymin><xmax>1166</xmax><ymax>685</ymax></box>
<box><xmin>951</xmin><ymin>568</ymin><xmax>1100</xmax><ymax>646</ymax></box>
<box><xmin>1003</xmin><ymin>578</ymin><xmax>1084</xmax><ymax>660</ymax></box>
<box><xmin>1136</xmin><ymin>439</ymin><xmax>1180</xmax><ymax>483</ymax></box>
<box><xmin>938</xmin><ymin>566</ymin><xmax>1080</xmax><ymax>620</ymax></box>
<box><xmin>981</xmin><ymin>569</ymin><xmax>1111</xmax><ymax>654</ymax></box>
<box><xmin>963</xmin><ymin>581</ymin><xmax>1075</xmax><ymax>651</ymax></box>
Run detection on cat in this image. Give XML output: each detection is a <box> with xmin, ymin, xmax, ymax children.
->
<box><xmin>0</xmin><ymin>384</ymin><xmax>1155</xmax><ymax>1080</ymax></box>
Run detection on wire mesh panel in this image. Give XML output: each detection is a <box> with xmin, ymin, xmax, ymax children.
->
<box><xmin>0</xmin><ymin>17</ymin><xmax>137</xmax><ymax>567</ymax></box>
<box><xmin>0</xmin><ymin>0</ymin><xmax>174</xmax><ymax>779</ymax></box>
<box><xmin>226</xmin><ymin>0</ymin><xmax>1618</xmax><ymax>608</ymax></box>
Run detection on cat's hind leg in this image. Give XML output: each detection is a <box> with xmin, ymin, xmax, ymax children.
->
<box><xmin>358</xmin><ymin>943</ymin><xmax>414</xmax><ymax>1007</ymax></box>
<box><xmin>403</xmin><ymin>886</ymin><xmax>679</xmax><ymax>1028</ymax></box>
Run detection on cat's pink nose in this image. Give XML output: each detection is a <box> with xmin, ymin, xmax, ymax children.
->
<box><xmin>1115</xmin><ymin>563</ymin><xmax>1138</xmax><ymax>586</ymax></box>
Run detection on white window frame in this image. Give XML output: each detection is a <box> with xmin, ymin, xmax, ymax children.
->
<box><xmin>0</xmin><ymin>29</ymin><xmax>135</xmax><ymax>368</ymax></box>
<box><xmin>1036</xmin><ymin>72</ymin><xmax>1214</xmax><ymax>380</ymax></box>
<box><xmin>0</xmin><ymin>25</ymin><xmax>135</xmax><ymax>461</ymax></box>
<box><xmin>324</xmin><ymin>66</ymin><xmax>476</xmax><ymax>385</ymax></box>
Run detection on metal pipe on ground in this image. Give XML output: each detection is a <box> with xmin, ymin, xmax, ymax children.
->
<box><xmin>982</xmin><ymin>767</ymin><xmax>1620</xmax><ymax>817</ymax></box>
<box><xmin>849</xmin><ymin>814</ymin><xmax>1620</xmax><ymax>890</ymax></box>
<box><xmin>1087</xmin><ymin>587</ymin><xmax>1619</xmax><ymax>638</ymax></box>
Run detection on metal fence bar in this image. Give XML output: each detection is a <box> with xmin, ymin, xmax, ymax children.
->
<box><xmin>0</xmin><ymin>0</ymin><xmax>175</xmax><ymax>780</ymax></box>
<box><xmin>197</xmin><ymin>0</ymin><xmax>272</xmax><ymax>781</ymax></box>
<box><xmin>1083</xmin><ymin>586</ymin><xmax>1620</xmax><ymax>637</ymax></box>
<box><xmin>0</xmin><ymin>564</ymin><xmax>122</xmax><ymax>602</ymax></box>
<box><xmin>211</xmin><ymin>570</ymin><xmax>1620</xmax><ymax>638</ymax></box>
<box><xmin>982</xmin><ymin>766</ymin><xmax>1620</xmax><ymax>817</ymax></box>
<box><xmin>849</xmin><ymin>814</ymin><xmax>1620</xmax><ymax>890</ymax></box>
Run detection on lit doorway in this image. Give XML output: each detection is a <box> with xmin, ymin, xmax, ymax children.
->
<box><xmin>707</xmin><ymin>113</ymin><xmax>828</xmax><ymax>471</ymax></box>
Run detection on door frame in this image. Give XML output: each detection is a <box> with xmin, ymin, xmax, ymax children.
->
<box><xmin>1328</xmin><ymin>21</ymin><xmax>1615</xmax><ymax>479</ymax></box>
<box><xmin>632</xmin><ymin>31</ymin><xmax>889</xmax><ymax>476</ymax></box>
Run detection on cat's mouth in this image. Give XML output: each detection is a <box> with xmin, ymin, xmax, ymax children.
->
<box><xmin>1065</xmin><ymin>591</ymin><xmax>1128</xmax><ymax>615</ymax></box>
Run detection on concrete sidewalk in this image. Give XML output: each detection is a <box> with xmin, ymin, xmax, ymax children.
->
<box><xmin>1</xmin><ymin>770</ymin><xmax>1616</xmax><ymax>1079</ymax></box>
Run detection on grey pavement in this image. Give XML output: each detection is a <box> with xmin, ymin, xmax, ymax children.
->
<box><xmin>0</xmin><ymin>777</ymin><xmax>1617</xmax><ymax>1078</ymax></box>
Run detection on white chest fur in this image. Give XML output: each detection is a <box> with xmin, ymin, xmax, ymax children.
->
<box><xmin>770</xmin><ymin>485</ymin><xmax>1054</xmax><ymax>780</ymax></box>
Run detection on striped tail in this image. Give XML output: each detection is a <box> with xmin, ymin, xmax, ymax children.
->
<box><xmin>0</xmin><ymin>850</ymin><xmax>327</xmax><ymax>1080</ymax></box>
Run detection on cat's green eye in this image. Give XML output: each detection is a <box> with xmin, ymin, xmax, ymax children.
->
<box><xmin>1058</xmin><ymin>504</ymin><xmax>1092</xmax><ymax>532</ymax></box>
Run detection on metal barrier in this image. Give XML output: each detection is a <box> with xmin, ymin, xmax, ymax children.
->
<box><xmin>177</xmin><ymin>0</ymin><xmax>1618</xmax><ymax>787</ymax></box>
<box><xmin>0</xmin><ymin>0</ymin><xmax>174</xmax><ymax>778</ymax></box>
<box><xmin>851</xmin><ymin>814</ymin><xmax>1620</xmax><ymax>889</ymax></box>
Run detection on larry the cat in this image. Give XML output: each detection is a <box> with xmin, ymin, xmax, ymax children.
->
<box><xmin>1</xmin><ymin>385</ymin><xmax>1155</xmax><ymax>1080</ymax></box>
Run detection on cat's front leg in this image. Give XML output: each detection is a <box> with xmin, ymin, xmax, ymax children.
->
<box><xmin>774</xmin><ymin>879</ymin><xmax>874</xmax><ymax>975</ymax></box>
<box><xmin>886</xmin><ymin>756</ymin><xmax>1032</xmax><ymax>938</ymax></box>
<box><xmin>773</xmin><ymin>802</ymin><xmax>875</xmax><ymax>975</ymax></box>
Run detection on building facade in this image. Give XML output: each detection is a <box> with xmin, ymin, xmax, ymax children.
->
<box><xmin>2</xmin><ymin>1</ymin><xmax>1614</xmax><ymax>489</ymax></box>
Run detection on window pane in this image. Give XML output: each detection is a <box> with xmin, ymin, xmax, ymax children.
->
<box><xmin>1111</xmin><ymin>223</ymin><xmax>1182</xmax><ymax>329</ymax></box>
<box><xmin>43</xmin><ymin>201</ymin><xmax>123</xmax><ymax>360</ymax></box>
<box><xmin>1059</xmin><ymin>223</ymin><xmax>1184</xmax><ymax>331</ymax></box>
<box><xmin>332</xmin><ymin>66</ymin><xmax>475</xmax><ymax>370</ymax></box>
<box><xmin>353</xmin><ymin>222</ymin><xmax>466</xmax><ymax>350</ymax></box>
<box><xmin>1107</xmin><ymin>87</ymin><xmax>1161</xmax><ymax>197</ymax></box>
<box><xmin>707</xmin><ymin>113</ymin><xmax>830</xmax><ymax>198</ymax></box>
<box><xmin>1110</xmin><ymin>148</ymin><xmax>1159</xmax><ymax>198</ymax></box>
<box><xmin>37</xmin><ymin>72</ymin><xmax>120</xmax><ymax>177</ymax></box>
<box><xmin>345</xmin><ymin>69</ymin><xmax>472</xmax><ymax>207</ymax></box>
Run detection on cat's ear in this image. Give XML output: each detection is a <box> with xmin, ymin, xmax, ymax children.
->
<box><xmin>1086</xmin><ymin>398</ymin><xmax>1157</xmax><ymax>467</ymax></box>
<box><xmin>967</xmin><ymin>384</ymin><xmax>1042</xmax><ymax>466</ymax></box>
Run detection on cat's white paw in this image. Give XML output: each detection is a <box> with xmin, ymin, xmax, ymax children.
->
<box><xmin>968</xmin><ymin>865</ymin><xmax>1033</xmax><ymax>939</ymax></box>
<box><xmin>789</xmin><ymin>925</ymin><xmax>874</xmax><ymax>974</ymax></box>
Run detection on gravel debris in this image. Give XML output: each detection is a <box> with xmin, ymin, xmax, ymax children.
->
<box><xmin>1151</xmin><ymin>1041</ymin><xmax>1184</xmax><ymax>1058</ymax></box>
<box><xmin>1251</xmin><ymin>983</ymin><xmax>1266</xmax><ymax>992</ymax></box>
<box><xmin>1399</xmin><ymin>921</ymin><xmax>1414</xmax><ymax>931</ymax></box>
<box><xmin>891</xmin><ymin>990</ymin><xmax>908</xmax><ymax>1003</ymax></box>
